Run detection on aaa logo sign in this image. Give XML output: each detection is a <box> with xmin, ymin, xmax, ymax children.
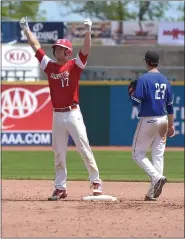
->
<box><xmin>1</xmin><ymin>85</ymin><xmax>52</xmax><ymax>131</ymax></box>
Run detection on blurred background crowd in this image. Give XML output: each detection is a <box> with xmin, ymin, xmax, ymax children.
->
<box><xmin>1</xmin><ymin>1</ymin><xmax>184</xmax><ymax>82</ymax></box>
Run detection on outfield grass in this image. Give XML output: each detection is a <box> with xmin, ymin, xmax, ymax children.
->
<box><xmin>2</xmin><ymin>150</ymin><xmax>184</xmax><ymax>182</ymax></box>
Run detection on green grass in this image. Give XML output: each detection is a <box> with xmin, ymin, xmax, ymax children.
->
<box><xmin>2</xmin><ymin>150</ymin><xmax>184</xmax><ymax>182</ymax></box>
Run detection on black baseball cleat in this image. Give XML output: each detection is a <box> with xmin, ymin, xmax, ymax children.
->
<box><xmin>153</xmin><ymin>177</ymin><xmax>167</xmax><ymax>198</ymax></box>
<box><xmin>144</xmin><ymin>195</ymin><xmax>156</xmax><ymax>201</ymax></box>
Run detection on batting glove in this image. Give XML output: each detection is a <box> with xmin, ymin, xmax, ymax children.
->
<box><xmin>84</xmin><ymin>19</ymin><xmax>92</xmax><ymax>33</ymax></box>
<box><xmin>20</xmin><ymin>16</ymin><xmax>29</xmax><ymax>32</ymax></box>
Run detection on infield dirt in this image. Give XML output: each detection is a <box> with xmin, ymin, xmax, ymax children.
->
<box><xmin>2</xmin><ymin>180</ymin><xmax>184</xmax><ymax>237</ymax></box>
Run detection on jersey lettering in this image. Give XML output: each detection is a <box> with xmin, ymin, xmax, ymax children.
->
<box><xmin>155</xmin><ymin>83</ymin><xmax>166</xmax><ymax>100</ymax></box>
<box><xmin>61</xmin><ymin>71</ymin><xmax>69</xmax><ymax>87</ymax></box>
<box><xmin>50</xmin><ymin>71</ymin><xmax>70</xmax><ymax>88</ymax></box>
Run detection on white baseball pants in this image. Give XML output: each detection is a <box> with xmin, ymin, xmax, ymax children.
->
<box><xmin>132</xmin><ymin>115</ymin><xmax>168</xmax><ymax>197</ymax></box>
<box><xmin>52</xmin><ymin>105</ymin><xmax>102</xmax><ymax>190</ymax></box>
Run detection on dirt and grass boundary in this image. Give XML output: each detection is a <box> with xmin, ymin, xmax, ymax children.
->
<box><xmin>2</xmin><ymin>146</ymin><xmax>184</xmax><ymax>151</ymax></box>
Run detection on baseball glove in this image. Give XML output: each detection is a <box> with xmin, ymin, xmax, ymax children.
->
<box><xmin>128</xmin><ymin>79</ymin><xmax>137</xmax><ymax>98</ymax></box>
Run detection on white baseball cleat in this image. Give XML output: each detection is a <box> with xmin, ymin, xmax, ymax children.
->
<box><xmin>91</xmin><ymin>182</ymin><xmax>103</xmax><ymax>196</ymax></box>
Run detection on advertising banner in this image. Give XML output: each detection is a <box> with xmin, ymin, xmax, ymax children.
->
<box><xmin>2</xmin><ymin>20</ymin><xmax>184</xmax><ymax>46</ymax></box>
<box><xmin>158</xmin><ymin>22</ymin><xmax>184</xmax><ymax>45</ymax></box>
<box><xmin>111</xmin><ymin>21</ymin><xmax>158</xmax><ymax>44</ymax></box>
<box><xmin>64</xmin><ymin>21</ymin><xmax>114</xmax><ymax>45</ymax></box>
<box><xmin>110</xmin><ymin>85</ymin><xmax>184</xmax><ymax>147</ymax></box>
<box><xmin>1</xmin><ymin>22</ymin><xmax>18</xmax><ymax>43</ymax></box>
<box><xmin>1</xmin><ymin>84</ymin><xmax>183</xmax><ymax>147</ymax></box>
<box><xmin>65</xmin><ymin>21</ymin><xmax>158</xmax><ymax>45</ymax></box>
<box><xmin>1</xmin><ymin>84</ymin><xmax>52</xmax><ymax>146</ymax></box>
<box><xmin>2</xmin><ymin>44</ymin><xmax>40</xmax><ymax>81</ymax></box>
<box><xmin>19</xmin><ymin>22</ymin><xmax>64</xmax><ymax>43</ymax></box>
<box><xmin>1</xmin><ymin>21</ymin><xmax>64</xmax><ymax>44</ymax></box>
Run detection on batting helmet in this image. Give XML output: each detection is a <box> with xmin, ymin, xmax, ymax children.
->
<box><xmin>52</xmin><ymin>39</ymin><xmax>72</xmax><ymax>56</ymax></box>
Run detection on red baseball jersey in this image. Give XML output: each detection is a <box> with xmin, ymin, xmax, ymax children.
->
<box><xmin>35</xmin><ymin>48</ymin><xmax>88</xmax><ymax>108</ymax></box>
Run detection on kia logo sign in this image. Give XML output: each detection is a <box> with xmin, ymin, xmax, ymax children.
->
<box><xmin>5</xmin><ymin>48</ymin><xmax>31</xmax><ymax>64</ymax></box>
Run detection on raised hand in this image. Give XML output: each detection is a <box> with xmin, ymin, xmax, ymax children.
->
<box><xmin>84</xmin><ymin>19</ymin><xmax>92</xmax><ymax>32</ymax></box>
<box><xmin>19</xmin><ymin>16</ymin><xmax>29</xmax><ymax>32</ymax></box>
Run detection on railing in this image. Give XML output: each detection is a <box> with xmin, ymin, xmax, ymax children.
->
<box><xmin>1</xmin><ymin>66</ymin><xmax>184</xmax><ymax>82</ymax></box>
<box><xmin>83</xmin><ymin>66</ymin><xmax>184</xmax><ymax>81</ymax></box>
<box><xmin>1</xmin><ymin>67</ymin><xmax>39</xmax><ymax>82</ymax></box>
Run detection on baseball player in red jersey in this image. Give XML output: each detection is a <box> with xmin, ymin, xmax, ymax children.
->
<box><xmin>19</xmin><ymin>17</ymin><xmax>102</xmax><ymax>200</ymax></box>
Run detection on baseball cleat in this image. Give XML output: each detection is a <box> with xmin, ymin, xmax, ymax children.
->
<box><xmin>91</xmin><ymin>182</ymin><xmax>102</xmax><ymax>196</ymax></box>
<box><xmin>48</xmin><ymin>189</ymin><xmax>67</xmax><ymax>201</ymax></box>
<box><xmin>153</xmin><ymin>177</ymin><xmax>167</xmax><ymax>198</ymax></box>
<box><xmin>144</xmin><ymin>195</ymin><xmax>156</xmax><ymax>201</ymax></box>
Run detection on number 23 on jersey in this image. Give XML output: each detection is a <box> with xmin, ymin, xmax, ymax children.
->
<box><xmin>155</xmin><ymin>83</ymin><xmax>166</xmax><ymax>100</ymax></box>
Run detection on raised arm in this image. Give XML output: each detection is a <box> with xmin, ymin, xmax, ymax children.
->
<box><xmin>81</xmin><ymin>19</ymin><xmax>92</xmax><ymax>56</ymax></box>
<box><xmin>74</xmin><ymin>19</ymin><xmax>92</xmax><ymax>70</ymax></box>
<box><xmin>19</xmin><ymin>17</ymin><xmax>41</xmax><ymax>52</ymax></box>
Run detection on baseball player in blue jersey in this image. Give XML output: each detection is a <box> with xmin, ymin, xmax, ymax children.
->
<box><xmin>129</xmin><ymin>51</ymin><xmax>175</xmax><ymax>201</ymax></box>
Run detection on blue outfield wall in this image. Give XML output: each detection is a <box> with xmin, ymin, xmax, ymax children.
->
<box><xmin>110</xmin><ymin>85</ymin><xmax>184</xmax><ymax>147</ymax></box>
<box><xmin>1</xmin><ymin>83</ymin><xmax>184</xmax><ymax>147</ymax></box>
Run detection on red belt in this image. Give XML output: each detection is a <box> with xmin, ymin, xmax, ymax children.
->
<box><xmin>53</xmin><ymin>105</ymin><xmax>77</xmax><ymax>112</ymax></box>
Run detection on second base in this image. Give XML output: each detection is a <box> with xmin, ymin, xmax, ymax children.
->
<box><xmin>82</xmin><ymin>195</ymin><xmax>117</xmax><ymax>201</ymax></box>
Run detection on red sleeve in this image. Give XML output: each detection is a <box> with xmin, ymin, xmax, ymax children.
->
<box><xmin>35</xmin><ymin>48</ymin><xmax>51</xmax><ymax>72</ymax></box>
<box><xmin>75</xmin><ymin>50</ymin><xmax>88</xmax><ymax>69</ymax></box>
<box><xmin>35</xmin><ymin>48</ymin><xmax>45</xmax><ymax>63</ymax></box>
<box><xmin>78</xmin><ymin>50</ymin><xmax>88</xmax><ymax>64</ymax></box>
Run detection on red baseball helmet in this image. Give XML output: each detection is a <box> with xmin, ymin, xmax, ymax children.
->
<box><xmin>52</xmin><ymin>39</ymin><xmax>72</xmax><ymax>55</ymax></box>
